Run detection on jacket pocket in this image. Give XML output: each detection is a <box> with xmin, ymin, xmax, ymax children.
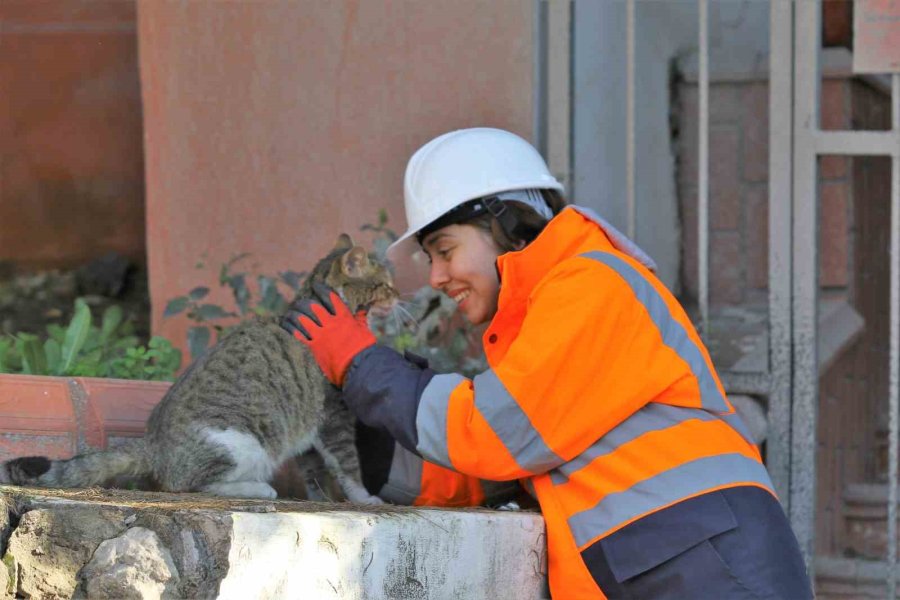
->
<box><xmin>597</xmin><ymin>490</ymin><xmax>738</xmax><ymax>583</ymax></box>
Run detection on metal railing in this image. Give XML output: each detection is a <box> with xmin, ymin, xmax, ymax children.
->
<box><xmin>551</xmin><ymin>0</ymin><xmax>899</xmax><ymax>592</ymax></box>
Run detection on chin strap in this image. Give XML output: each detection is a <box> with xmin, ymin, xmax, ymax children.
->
<box><xmin>483</xmin><ymin>195</ymin><xmax>533</xmax><ymax>242</ymax></box>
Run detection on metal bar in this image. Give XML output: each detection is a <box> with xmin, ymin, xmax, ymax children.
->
<box><xmin>888</xmin><ymin>71</ymin><xmax>899</xmax><ymax>600</ymax></box>
<box><xmin>625</xmin><ymin>0</ymin><xmax>636</xmax><ymax>240</ymax></box>
<box><xmin>814</xmin><ymin>130</ymin><xmax>898</xmax><ymax>156</ymax></box>
<box><xmin>546</xmin><ymin>0</ymin><xmax>572</xmax><ymax>192</ymax></box>
<box><xmin>767</xmin><ymin>0</ymin><xmax>794</xmax><ymax>505</ymax></box>
<box><xmin>720</xmin><ymin>371</ymin><xmax>773</xmax><ymax>397</ymax></box>
<box><xmin>698</xmin><ymin>0</ymin><xmax>709</xmax><ymax>337</ymax></box>
<box><xmin>533</xmin><ymin>0</ymin><xmax>548</xmax><ymax>157</ymax></box>
<box><xmin>790</xmin><ymin>0</ymin><xmax>820</xmax><ymax>571</ymax></box>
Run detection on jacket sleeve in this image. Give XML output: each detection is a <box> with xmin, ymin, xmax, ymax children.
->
<box><xmin>346</xmin><ymin>355</ymin><xmax>519</xmax><ymax>507</ymax></box>
<box><xmin>345</xmin><ymin>255</ymin><xmax>722</xmax><ymax>481</ymax></box>
<box><xmin>374</xmin><ymin>442</ymin><xmax>520</xmax><ymax>507</ymax></box>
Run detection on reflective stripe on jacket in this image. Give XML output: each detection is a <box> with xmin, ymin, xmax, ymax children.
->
<box><xmin>376</xmin><ymin>442</ymin><xmax>520</xmax><ymax>507</ymax></box>
<box><xmin>343</xmin><ymin>206</ymin><xmax>775</xmax><ymax>599</ymax></box>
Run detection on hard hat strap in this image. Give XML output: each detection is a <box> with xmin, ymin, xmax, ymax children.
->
<box><xmin>416</xmin><ymin>193</ymin><xmax>540</xmax><ymax>245</ymax></box>
<box><xmin>482</xmin><ymin>196</ymin><xmax>531</xmax><ymax>242</ymax></box>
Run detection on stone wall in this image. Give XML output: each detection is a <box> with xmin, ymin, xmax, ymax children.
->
<box><xmin>0</xmin><ymin>487</ymin><xmax>548</xmax><ymax>599</ymax></box>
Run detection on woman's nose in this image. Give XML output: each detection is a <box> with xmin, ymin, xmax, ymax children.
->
<box><xmin>429</xmin><ymin>262</ymin><xmax>449</xmax><ymax>290</ymax></box>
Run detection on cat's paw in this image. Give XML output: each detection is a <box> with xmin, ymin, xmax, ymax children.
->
<box><xmin>354</xmin><ymin>494</ymin><xmax>385</xmax><ymax>506</ymax></box>
<box><xmin>343</xmin><ymin>485</ymin><xmax>385</xmax><ymax>505</ymax></box>
<box><xmin>202</xmin><ymin>481</ymin><xmax>278</xmax><ymax>499</ymax></box>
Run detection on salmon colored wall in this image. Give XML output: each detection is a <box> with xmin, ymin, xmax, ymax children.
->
<box><xmin>0</xmin><ymin>1</ymin><xmax>146</xmax><ymax>270</ymax></box>
<box><xmin>137</xmin><ymin>1</ymin><xmax>535</xmax><ymax>350</ymax></box>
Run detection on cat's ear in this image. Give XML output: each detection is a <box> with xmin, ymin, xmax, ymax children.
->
<box><xmin>333</xmin><ymin>234</ymin><xmax>354</xmax><ymax>251</ymax></box>
<box><xmin>340</xmin><ymin>246</ymin><xmax>371</xmax><ymax>277</ymax></box>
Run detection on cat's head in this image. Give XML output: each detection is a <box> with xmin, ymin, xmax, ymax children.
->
<box><xmin>320</xmin><ymin>233</ymin><xmax>398</xmax><ymax>316</ymax></box>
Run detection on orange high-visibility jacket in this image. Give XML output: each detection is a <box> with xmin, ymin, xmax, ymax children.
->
<box><xmin>346</xmin><ymin>206</ymin><xmax>775</xmax><ymax>599</ymax></box>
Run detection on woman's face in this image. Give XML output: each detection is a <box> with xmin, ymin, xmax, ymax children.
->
<box><xmin>421</xmin><ymin>223</ymin><xmax>503</xmax><ymax>325</ymax></box>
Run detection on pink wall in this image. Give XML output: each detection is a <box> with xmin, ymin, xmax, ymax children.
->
<box><xmin>0</xmin><ymin>1</ymin><xmax>145</xmax><ymax>270</ymax></box>
<box><xmin>137</xmin><ymin>1</ymin><xmax>534</xmax><ymax>350</ymax></box>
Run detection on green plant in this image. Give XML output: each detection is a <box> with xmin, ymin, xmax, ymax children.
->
<box><xmin>361</xmin><ymin>213</ymin><xmax>488</xmax><ymax>378</ymax></box>
<box><xmin>162</xmin><ymin>211</ymin><xmax>487</xmax><ymax>377</ymax></box>
<box><xmin>368</xmin><ymin>285</ymin><xmax>488</xmax><ymax>378</ymax></box>
<box><xmin>0</xmin><ymin>298</ymin><xmax>181</xmax><ymax>381</ymax></box>
<box><xmin>163</xmin><ymin>254</ymin><xmax>306</xmax><ymax>360</ymax></box>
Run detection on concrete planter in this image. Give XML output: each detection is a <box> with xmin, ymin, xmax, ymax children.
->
<box><xmin>0</xmin><ymin>487</ymin><xmax>548</xmax><ymax>599</ymax></box>
<box><xmin>0</xmin><ymin>373</ymin><xmax>170</xmax><ymax>462</ymax></box>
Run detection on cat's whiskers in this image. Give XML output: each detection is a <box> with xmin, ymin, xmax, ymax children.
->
<box><xmin>393</xmin><ymin>304</ymin><xmax>419</xmax><ymax>331</ymax></box>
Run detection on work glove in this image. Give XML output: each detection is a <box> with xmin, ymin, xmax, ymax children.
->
<box><xmin>280</xmin><ymin>283</ymin><xmax>377</xmax><ymax>387</ymax></box>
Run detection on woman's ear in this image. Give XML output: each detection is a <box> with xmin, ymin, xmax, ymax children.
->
<box><xmin>340</xmin><ymin>246</ymin><xmax>371</xmax><ymax>277</ymax></box>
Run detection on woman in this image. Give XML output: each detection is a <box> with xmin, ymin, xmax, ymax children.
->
<box><xmin>283</xmin><ymin>128</ymin><xmax>812</xmax><ymax>599</ymax></box>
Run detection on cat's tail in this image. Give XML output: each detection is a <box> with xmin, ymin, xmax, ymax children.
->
<box><xmin>0</xmin><ymin>441</ymin><xmax>153</xmax><ymax>489</ymax></box>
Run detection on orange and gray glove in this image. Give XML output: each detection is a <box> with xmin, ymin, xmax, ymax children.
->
<box><xmin>280</xmin><ymin>283</ymin><xmax>376</xmax><ymax>387</ymax></box>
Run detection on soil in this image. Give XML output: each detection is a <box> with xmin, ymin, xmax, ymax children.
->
<box><xmin>0</xmin><ymin>254</ymin><xmax>152</xmax><ymax>343</ymax></box>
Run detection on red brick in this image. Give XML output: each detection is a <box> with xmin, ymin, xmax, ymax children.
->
<box><xmin>746</xmin><ymin>184</ymin><xmax>769</xmax><ymax>290</ymax></box>
<box><xmin>820</xmin><ymin>155</ymin><xmax>849</xmax><ymax>180</ymax></box>
<box><xmin>0</xmin><ymin>375</ymin><xmax>168</xmax><ymax>461</ymax></box>
<box><xmin>819</xmin><ymin>181</ymin><xmax>850</xmax><ymax>287</ymax></box>
<box><xmin>821</xmin><ymin>79</ymin><xmax>848</xmax><ymax>131</ymax></box>
<box><xmin>0</xmin><ymin>374</ymin><xmax>77</xmax><ymax>460</ymax></box>
<box><xmin>710</xmin><ymin>126</ymin><xmax>741</xmax><ymax>230</ymax></box>
<box><xmin>741</xmin><ymin>83</ymin><xmax>769</xmax><ymax>182</ymax></box>
<box><xmin>710</xmin><ymin>84</ymin><xmax>742</xmax><ymax>124</ymax></box>
<box><xmin>711</xmin><ymin>231</ymin><xmax>744</xmax><ymax>306</ymax></box>
<box><xmin>78</xmin><ymin>377</ymin><xmax>169</xmax><ymax>447</ymax></box>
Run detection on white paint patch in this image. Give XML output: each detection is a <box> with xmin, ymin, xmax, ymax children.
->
<box><xmin>201</xmin><ymin>428</ymin><xmax>276</xmax><ymax>484</ymax></box>
<box><xmin>217</xmin><ymin>508</ymin><xmax>548</xmax><ymax>600</ymax></box>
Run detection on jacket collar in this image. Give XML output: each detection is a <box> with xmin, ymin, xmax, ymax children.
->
<box><xmin>495</xmin><ymin>206</ymin><xmax>613</xmax><ymax>306</ymax></box>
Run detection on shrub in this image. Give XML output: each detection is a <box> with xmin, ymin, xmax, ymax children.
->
<box><xmin>163</xmin><ymin>211</ymin><xmax>487</xmax><ymax>376</ymax></box>
<box><xmin>0</xmin><ymin>298</ymin><xmax>181</xmax><ymax>381</ymax></box>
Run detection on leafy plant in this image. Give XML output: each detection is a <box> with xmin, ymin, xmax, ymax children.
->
<box><xmin>0</xmin><ymin>299</ymin><xmax>181</xmax><ymax>381</ymax></box>
<box><xmin>163</xmin><ymin>253</ymin><xmax>306</xmax><ymax>360</ymax></box>
<box><xmin>162</xmin><ymin>211</ymin><xmax>488</xmax><ymax>377</ymax></box>
<box><xmin>369</xmin><ymin>286</ymin><xmax>488</xmax><ymax>378</ymax></box>
<box><xmin>361</xmin><ymin>213</ymin><xmax>488</xmax><ymax>378</ymax></box>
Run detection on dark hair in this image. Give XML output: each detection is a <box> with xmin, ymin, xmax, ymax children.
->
<box><xmin>467</xmin><ymin>189</ymin><xmax>568</xmax><ymax>253</ymax></box>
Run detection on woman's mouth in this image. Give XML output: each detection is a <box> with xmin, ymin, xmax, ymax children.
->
<box><xmin>451</xmin><ymin>289</ymin><xmax>471</xmax><ymax>306</ymax></box>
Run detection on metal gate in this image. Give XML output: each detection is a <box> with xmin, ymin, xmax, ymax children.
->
<box><xmin>768</xmin><ymin>3</ymin><xmax>900</xmax><ymax>594</ymax></box>
<box><xmin>537</xmin><ymin>0</ymin><xmax>900</xmax><ymax>592</ymax></box>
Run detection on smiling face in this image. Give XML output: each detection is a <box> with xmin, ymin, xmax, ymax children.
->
<box><xmin>421</xmin><ymin>223</ymin><xmax>504</xmax><ymax>325</ymax></box>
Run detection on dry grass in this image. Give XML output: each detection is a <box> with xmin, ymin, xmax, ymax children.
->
<box><xmin>0</xmin><ymin>484</ymin><xmax>526</xmax><ymax>518</ymax></box>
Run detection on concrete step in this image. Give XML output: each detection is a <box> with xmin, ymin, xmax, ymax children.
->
<box><xmin>816</xmin><ymin>555</ymin><xmax>900</xmax><ymax>599</ymax></box>
<box><xmin>0</xmin><ymin>485</ymin><xmax>549</xmax><ymax>600</ymax></box>
<box><xmin>843</xmin><ymin>482</ymin><xmax>900</xmax><ymax>559</ymax></box>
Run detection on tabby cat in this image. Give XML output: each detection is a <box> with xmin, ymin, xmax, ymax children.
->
<box><xmin>0</xmin><ymin>235</ymin><xmax>397</xmax><ymax>502</ymax></box>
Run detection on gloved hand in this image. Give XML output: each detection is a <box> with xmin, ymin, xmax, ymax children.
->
<box><xmin>281</xmin><ymin>283</ymin><xmax>376</xmax><ymax>386</ymax></box>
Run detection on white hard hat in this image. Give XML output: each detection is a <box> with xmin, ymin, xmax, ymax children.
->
<box><xmin>387</xmin><ymin>128</ymin><xmax>564</xmax><ymax>260</ymax></box>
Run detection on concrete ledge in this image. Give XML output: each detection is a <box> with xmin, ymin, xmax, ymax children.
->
<box><xmin>0</xmin><ymin>486</ymin><xmax>548</xmax><ymax>599</ymax></box>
